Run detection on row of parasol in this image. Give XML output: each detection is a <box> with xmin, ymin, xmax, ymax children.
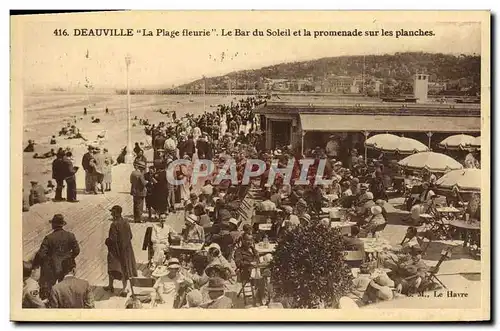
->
<box><xmin>365</xmin><ymin>133</ymin><xmax>481</xmax><ymax>154</ymax></box>
<box><xmin>364</xmin><ymin>133</ymin><xmax>481</xmax><ymax>193</ymax></box>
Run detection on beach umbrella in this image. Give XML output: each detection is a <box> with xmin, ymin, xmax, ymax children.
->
<box><xmin>469</xmin><ymin>136</ymin><xmax>481</xmax><ymax>150</ymax></box>
<box><xmin>398</xmin><ymin>151</ymin><xmax>463</xmax><ymax>173</ymax></box>
<box><xmin>365</xmin><ymin>134</ymin><xmax>428</xmax><ymax>154</ymax></box>
<box><xmin>438</xmin><ymin>134</ymin><xmax>475</xmax><ymax>150</ymax></box>
<box><xmin>435</xmin><ymin>169</ymin><xmax>481</xmax><ymax>193</ymax></box>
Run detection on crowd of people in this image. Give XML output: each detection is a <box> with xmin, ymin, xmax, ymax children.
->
<box><xmin>22</xmin><ymin>95</ymin><xmax>481</xmax><ymax>309</ymax></box>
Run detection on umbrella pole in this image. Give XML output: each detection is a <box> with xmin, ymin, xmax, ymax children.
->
<box><xmin>427</xmin><ymin>131</ymin><xmax>433</xmax><ymax>149</ymax></box>
<box><xmin>363</xmin><ymin>131</ymin><xmax>369</xmax><ymax>165</ymax></box>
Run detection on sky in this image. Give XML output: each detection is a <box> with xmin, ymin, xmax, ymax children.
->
<box><xmin>12</xmin><ymin>11</ymin><xmax>483</xmax><ymax>90</ymax></box>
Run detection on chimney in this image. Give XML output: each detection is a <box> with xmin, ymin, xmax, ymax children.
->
<box><xmin>413</xmin><ymin>73</ymin><xmax>429</xmax><ymax>103</ymax></box>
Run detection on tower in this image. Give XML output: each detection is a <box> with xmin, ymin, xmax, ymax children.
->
<box><xmin>413</xmin><ymin>73</ymin><xmax>429</xmax><ymax>103</ymax></box>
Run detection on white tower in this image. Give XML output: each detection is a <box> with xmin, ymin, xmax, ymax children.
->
<box><xmin>413</xmin><ymin>73</ymin><xmax>429</xmax><ymax>103</ymax></box>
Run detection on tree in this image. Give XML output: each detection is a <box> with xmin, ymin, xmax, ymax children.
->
<box><xmin>269</xmin><ymin>222</ymin><xmax>353</xmax><ymax>308</ymax></box>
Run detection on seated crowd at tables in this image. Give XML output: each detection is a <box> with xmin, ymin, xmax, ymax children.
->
<box><xmin>23</xmin><ymin>96</ymin><xmax>479</xmax><ymax>309</ymax></box>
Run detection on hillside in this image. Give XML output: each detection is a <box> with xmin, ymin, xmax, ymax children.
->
<box><xmin>177</xmin><ymin>52</ymin><xmax>480</xmax><ymax>94</ymax></box>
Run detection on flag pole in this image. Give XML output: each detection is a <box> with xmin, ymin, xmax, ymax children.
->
<box><xmin>125</xmin><ymin>55</ymin><xmax>134</xmax><ymax>163</ymax></box>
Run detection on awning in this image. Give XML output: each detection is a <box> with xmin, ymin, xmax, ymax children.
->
<box><xmin>299</xmin><ymin>114</ymin><xmax>480</xmax><ymax>132</ymax></box>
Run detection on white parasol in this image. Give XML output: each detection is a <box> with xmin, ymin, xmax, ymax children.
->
<box><xmin>398</xmin><ymin>151</ymin><xmax>463</xmax><ymax>173</ymax></box>
<box><xmin>435</xmin><ymin>168</ymin><xmax>481</xmax><ymax>193</ymax></box>
<box><xmin>365</xmin><ymin>134</ymin><xmax>428</xmax><ymax>154</ymax></box>
<box><xmin>438</xmin><ymin>134</ymin><xmax>475</xmax><ymax>150</ymax></box>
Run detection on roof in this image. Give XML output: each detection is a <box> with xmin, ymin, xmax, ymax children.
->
<box><xmin>299</xmin><ymin>114</ymin><xmax>481</xmax><ymax>132</ymax></box>
<box><xmin>255</xmin><ymin>96</ymin><xmax>481</xmax><ymax>117</ymax></box>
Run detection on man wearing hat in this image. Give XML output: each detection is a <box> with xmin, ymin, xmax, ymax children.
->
<box><xmin>36</xmin><ymin>214</ymin><xmax>80</xmax><ymax>299</ymax></box>
<box><xmin>199</xmin><ymin>277</ymin><xmax>234</xmax><ymax>309</ymax></box>
<box><xmin>130</xmin><ymin>160</ymin><xmax>148</xmax><ymax>223</ymax></box>
<box><xmin>182</xmin><ymin>214</ymin><xmax>204</xmax><ymax>244</ymax></box>
<box><xmin>394</xmin><ymin>246</ymin><xmax>429</xmax><ymax>295</ymax></box>
<box><xmin>28</xmin><ymin>180</ymin><xmax>47</xmax><ymax>206</ymax></box>
<box><xmin>325</xmin><ymin>134</ymin><xmax>340</xmax><ymax>159</ymax></box>
<box><xmin>52</xmin><ymin>149</ymin><xmax>68</xmax><ymax>201</ymax></box>
<box><xmin>151</xmin><ymin>213</ymin><xmax>177</xmax><ymax>266</ymax></box>
<box><xmin>105</xmin><ymin>205</ymin><xmax>138</xmax><ymax>296</ymax></box>
<box><xmin>90</xmin><ymin>146</ymin><xmax>106</xmax><ymax>194</ymax></box>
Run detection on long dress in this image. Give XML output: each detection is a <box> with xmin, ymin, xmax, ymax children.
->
<box><xmin>103</xmin><ymin>153</ymin><xmax>113</xmax><ymax>185</ymax></box>
<box><xmin>106</xmin><ymin>218</ymin><xmax>138</xmax><ymax>280</ymax></box>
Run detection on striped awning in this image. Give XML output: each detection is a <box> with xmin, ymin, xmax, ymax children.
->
<box><xmin>299</xmin><ymin>114</ymin><xmax>480</xmax><ymax>132</ymax></box>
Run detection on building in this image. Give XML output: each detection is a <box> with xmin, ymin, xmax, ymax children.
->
<box><xmin>413</xmin><ymin>73</ymin><xmax>429</xmax><ymax>103</ymax></box>
<box><xmin>253</xmin><ymin>96</ymin><xmax>481</xmax><ymax>154</ymax></box>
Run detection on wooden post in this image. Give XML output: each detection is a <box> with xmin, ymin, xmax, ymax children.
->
<box><xmin>363</xmin><ymin>131</ymin><xmax>370</xmax><ymax>164</ymax></box>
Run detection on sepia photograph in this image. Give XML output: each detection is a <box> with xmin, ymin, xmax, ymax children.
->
<box><xmin>10</xmin><ymin>10</ymin><xmax>490</xmax><ymax>321</ymax></box>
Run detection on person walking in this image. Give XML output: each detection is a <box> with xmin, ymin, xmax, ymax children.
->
<box><xmin>89</xmin><ymin>147</ymin><xmax>105</xmax><ymax>194</ymax></box>
<box><xmin>130</xmin><ymin>160</ymin><xmax>148</xmax><ymax>223</ymax></box>
<box><xmin>104</xmin><ymin>205</ymin><xmax>138</xmax><ymax>297</ymax></box>
<box><xmin>48</xmin><ymin>258</ymin><xmax>94</xmax><ymax>308</ymax></box>
<box><xmin>36</xmin><ymin>214</ymin><xmax>80</xmax><ymax>299</ymax></box>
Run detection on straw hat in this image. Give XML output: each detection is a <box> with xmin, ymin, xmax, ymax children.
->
<box><xmin>371</xmin><ymin>205</ymin><xmax>383</xmax><ymax>215</ymax></box>
<box><xmin>228</xmin><ymin>218</ymin><xmax>239</xmax><ymax>227</ymax></box>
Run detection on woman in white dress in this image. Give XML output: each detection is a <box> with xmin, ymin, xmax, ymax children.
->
<box><xmin>152</xmin><ymin>258</ymin><xmax>192</xmax><ymax>309</ymax></box>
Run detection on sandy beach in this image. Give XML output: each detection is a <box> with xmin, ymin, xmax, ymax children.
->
<box><xmin>22</xmin><ymin>92</ymin><xmax>239</xmax><ymax>192</ymax></box>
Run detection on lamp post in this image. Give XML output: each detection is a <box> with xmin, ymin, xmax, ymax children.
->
<box><xmin>426</xmin><ymin>131</ymin><xmax>433</xmax><ymax>150</ymax></box>
<box><xmin>125</xmin><ymin>55</ymin><xmax>134</xmax><ymax>163</ymax></box>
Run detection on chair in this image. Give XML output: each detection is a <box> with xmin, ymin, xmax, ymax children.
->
<box><xmin>236</xmin><ymin>267</ymin><xmax>257</xmax><ymax>307</ymax></box>
<box><xmin>129</xmin><ymin>277</ymin><xmax>156</xmax><ymax>306</ymax></box>
<box><xmin>343</xmin><ymin>250</ymin><xmax>364</xmax><ymax>268</ymax></box>
<box><xmin>423</xmin><ymin>250</ymin><xmax>451</xmax><ymax>290</ymax></box>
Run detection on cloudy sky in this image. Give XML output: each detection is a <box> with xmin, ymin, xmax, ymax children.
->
<box><xmin>13</xmin><ymin>11</ymin><xmax>483</xmax><ymax>90</ymax></box>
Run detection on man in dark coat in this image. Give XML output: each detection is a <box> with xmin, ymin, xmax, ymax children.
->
<box><xmin>82</xmin><ymin>146</ymin><xmax>93</xmax><ymax>193</ymax></box>
<box><xmin>52</xmin><ymin>150</ymin><xmax>67</xmax><ymax>201</ymax></box>
<box><xmin>196</xmin><ymin>135</ymin><xmax>213</xmax><ymax>160</ymax></box>
<box><xmin>63</xmin><ymin>152</ymin><xmax>78</xmax><ymax>202</ymax></box>
<box><xmin>36</xmin><ymin>214</ymin><xmax>80</xmax><ymax>299</ymax></box>
<box><xmin>48</xmin><ymin>258</ymin><xmax>94</xmax><ymax>308</ymax></box>
<box><xmin>183</xmin><ymin>135</ymin><xmax>196</xmax><ymax>159</ymax></box>
<box><xmin>104</xmin><ymin>205</ymin><xmax>138</xmax><ymax>297</ymax></box>
<box><xmin>130</xmin><ymin>160</ymin><xmax>148</xmax><ymax>223</ymax></box>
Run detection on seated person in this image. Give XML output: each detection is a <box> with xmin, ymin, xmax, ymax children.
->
<box><xmin>33</xmin><ymin>149</ymin><xmax>56</xmax><ymax>159</ymax></box>
<box><xmin>24</xmin><ymin>140</ymin><xmax>35</xmax><ymax>152</ymax></box>
<box><xmin>360</xmin><ymin>205</ymin><xmax>386</xmax><ymax>236</ymax></box>
<box><xmin>409</xmin><ymin>191</ymin><xmax>439</xmax><ymax>225</ymax></box>
<box><xmin>184</xmin><ymin>193</ymin><xmax>200</xmax><ymax>216</ymax></box>
<box><xmin>152</xmin><ymin>258</ymin><xmax>193</xmax><ymax>309</ymax></box>
<box><xmin>351</xmin><ymin>191</ymin><xmax>376</xmax><ymax>222</ymax></box>
<box><xmin>210</xmin><ymin>222</ymin><xmax>234</xmax><ymax>261</ymax></box>
<box><xmin>49</xmin><ymin>136</ymin><xmax>57</xmax><ymax>145</ymax></box>
<box><xmin>181</xmin><ymin>214</ymin><xmax>205</xmax><ymax>244</ymax></box>
<box><xmin>234</xmin><ymin>233</ymin><xmax>259</xmax><ymax>281</ymax></box>
<box><xmin>28</xmin><ymin>181</ymin><xmax>47</xmax><ymax>206</ymax></box>
<box><xmin>205</xmin><ymin>243</ymin><xmax>235</xmax><ymax>277</ymax></box>
<box><xmin>393</xmin><ymin>247</ymin><xmax>429</xmax><ymax>295</ymax></box>
<box><xmin>151</xmin><ymin>213</ymin><xmax>177</xmax><ymax>266</ymax></box>
<box><xmin>194</xmin><ymin>203</ymin><xmax>211</xmax><ymax>229</ymax></box>
<box><xmin>269</xmin><ymin>187</ymin><xmax>282</xmax><ymax>209</ymax></box>
<box><xmin>255</xmin><ymin>191</ymin><xmax>277</xmax><ymax>212</ymax></box>
<box><xmin>199</xmin><ymin>277</ymin><xmax>234</xmax><ymax>309</ymax></box>
<box><xmin>338</xmin><ymin>263</ymin><xmax>373</xmax><ymax>308</ymax></box>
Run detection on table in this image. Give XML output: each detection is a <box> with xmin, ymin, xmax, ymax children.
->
<box><xmin>436</xmin><ymin>206</ymin><xmax>461</xmax><ymax>213</ymax></box>
<box><xmin>206</xmin><ymin>206</ymin><xmax>215</xmax><ymax>213</ymax></box>
<box><xmin>448</xmin><ymin>219</ymin><xmax>480</xmax><ymax>255</ymax></box>
<box><xmin>360</xmin><ymin>238</ymin><xmax>393</xmax><ymax>266</ymax></box>
<box><xmin>169</xmin><ymin>243</ymin><xmax>204</xmax><ymax>253</ymax></box>
<box><xmin>255</xmin><ymin>243</ymin><xmax>276</xmax><ymax>255</ymax></box>
<box><xmin>331</xmin><ymin>221</ymin><xmax>356</xmax><ymax>235</ymax></box>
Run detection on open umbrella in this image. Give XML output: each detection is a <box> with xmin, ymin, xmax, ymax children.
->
<box><xmin>398</xmin><ymin>151</ymin><xmax>463</xmax><ymax>173</ymax></box>
<box><xmin>438</xmin><ymin>134</ymin><xmax>475</xmax><ymax>150</ymax></box>
<box><xmin>435</xmin><ymin>169</ymin><xmax>481</xmax><ymax>193</ymax></box>
<box><xmin>365</xmin><ymin>134</ymin><xmax>428</xmax><ymax>154</ymax></box>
